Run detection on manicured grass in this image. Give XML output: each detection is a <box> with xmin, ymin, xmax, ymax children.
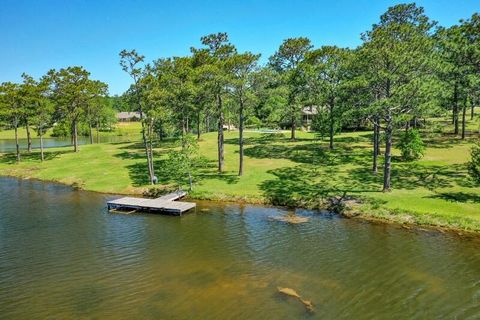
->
<box><xmin>0</xmin><ymin>127</ymin><xmax>54</xmax><ymax>139</ymax></box>
<box><xmin>0</xmin><ymin>121</ymin><xmax>142</xmax><ymax>139</ymax></box>
<box><xmin>1</xmin><ymin>121</ymin><xmax>479</xmax><ymax>231</ymax></box>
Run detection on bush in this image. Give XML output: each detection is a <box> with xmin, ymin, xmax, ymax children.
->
<box><xmin>468</xmin><ymin>143</ymin><xmax>480</xmax><ymax>184</ymax></box>
<box><xmin>398</xmin><ymin>129</ymin><xmax>425</xmax><ymax>161</ymax></box>
<box><xmin>51</xmin><ymin>121</ymin><xmax>90</xmax><ymax>137</ymax></box>
<box><xmin>51</xmin><ymin>122</ymin><xmax>70</xmax><ymax>137</ymax></box>
<box><xmin>246</xmin><ymin>116</ymin><xmax>262</xmax><ymax>129</ymax></box>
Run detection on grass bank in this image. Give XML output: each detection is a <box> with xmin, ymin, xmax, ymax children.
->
<box><xmin>0</xmin><ymin>121</ymin><xmax>479</xmax><ymax>232</ymax></box>
<box><xmin>0</xmin><ymin>122</ymin><xmax>142</xmax><ymax>139</ymax></box>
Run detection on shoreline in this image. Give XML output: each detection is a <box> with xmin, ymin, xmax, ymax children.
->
<box><xmin>2</xmin><ymin>173</ymin><xmax>479</xmax><ymax>237</ymax></box>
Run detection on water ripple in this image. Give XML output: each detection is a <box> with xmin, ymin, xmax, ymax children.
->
<box><xmin>0</xmin><ymin>177</ymin><xmax>479</xmax><ymax>319</ymax></box>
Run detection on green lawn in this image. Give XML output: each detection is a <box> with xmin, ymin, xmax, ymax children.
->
<box><xmin>0</xmin><ymin>121</ymin><xmax>142</xmax><ymax>139</ymax></box>
<box><xmin>1</xmin><ymin>121</ymin><xmax>479</xmax><ymax>231</ymax></box>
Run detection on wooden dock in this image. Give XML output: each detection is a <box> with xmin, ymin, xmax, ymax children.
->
<box><xmin>107</xmin><ymin>191</ymin><xmax>196</xmax><ymax>215</ymax></box>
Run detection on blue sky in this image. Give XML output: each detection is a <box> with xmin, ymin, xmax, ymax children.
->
<box><xmin>1</xmin><ymin>0</ymin><xmax>477</xmax><ymax>95</ymax></box>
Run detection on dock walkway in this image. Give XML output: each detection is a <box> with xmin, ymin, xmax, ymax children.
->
<box><xmin>107</xmin><ymin>191</ymin><xmax>195</xmax><ymax>215</ymax></box>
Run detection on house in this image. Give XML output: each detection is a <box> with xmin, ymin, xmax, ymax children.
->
<box><xmin>301</xmin><ymin>106</ymin><xmax>319</xmax><ymax>130</ymax></box>
<box><xmin>222</xmin><ymin>123</ymin><xmax>236</xmax><ymax>131</ymax></box>
<box><xmin>116</xmin><ymin>112</ymin><xmax>141</xmax><ymax>122</ymax></box>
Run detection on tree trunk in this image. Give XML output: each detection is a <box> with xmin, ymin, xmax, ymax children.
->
<box><xmin>14</xmin><ymin>120</ymin><xmax>20</xmax><ymax>163</ymax></box>
<box><xmin>462</xmin><ymin>96</ymin><xmax>467</xmax><ymax>140</ymax></box>
<box><xmin>182</xmin><ymin>111</ymin><xmax>187</xmax><ymax>139</ymax></box>
<box><xmin>471</xmin><ymin>97</ymin><xmax>475</xmax><ymax>120</ymax></box>
<box><xmin>382</xmin><ymin>117</ymin><xmax>393</xmax><ymax>192</ymax></box>
<box><xmin>39</xmin><ymin>125</ymin><xmax>44</xmax><ymax>162</ymax></box>
<box><xmin>96</xmin><ymin>119</ymin><xmax>100</xmax><ymax>144</ymax></box>
<box><xmin>188</xmin><ymin>171</ymin><xmax>193</xmax><ymax>191</ymax></box>
<box><xmin>197</xmin><ymin>111</ymin><xmax>201</xmax><ymax>140</ymax></box>
<box><xmin>217</xmin><ymin>94</ymin><xmax>224</xmax><ymax>172</ymax></box>
<box><xmin>140</xmin><ymin>118</ymin><xmax>154</xmax><ymax>184</ymax></box>
<box><xmin>148</xmin><ymin>119</ymin><xmax>155</xmax><ymax>175</ymax></box>
<box><xmin>375</xmin><ymin>117</ymin><xmax>381</xmax><ymax>156</ymax></box>
<box><xmin>26</xmin><ymin>122</ymin><xmax>32</xmax><ymax>153</ymax></box>
<box><xmin>373</xmin><ymin>116</ymin><xmax>379</xmax><ymax>174</ymax></box>
<box><xmin>329</xmin><ymin>103</ymin><xmax>334</xmax><ymax>150</ymax></box>
<box><xmin>238</xmin><ymin>99</ymin><xmax>244</xmax><ymax>176</ymax></box>
<box><xmin>73</xmin><ymin>120</ymin><xmax>78</xmax><ymax>152</ymax></box>
<box><xmin>158</xmin><ymin>121</ymin><xmax>163</xmax><ymax>142</ymax></box>
<box><xmin>89</xmin><ymin>122</ymin><xmax>93</xmax><ymax>144</ymax></box>
<box><xmin>132</xmin><ymin>77</ymin><xmax>155</xmax><ymax>184</ymax></box>
<box><xmin>453</xmin><ymin>83</ymin><xmax>459</xmax><ymax>135</ymax></box>
<box><xmin>290</xmin><ymin>106</ymin><xmax>296</xmax><ymax>141</ymax></box>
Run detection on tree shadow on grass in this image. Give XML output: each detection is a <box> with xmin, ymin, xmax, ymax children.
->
<box><xmin>123</xmin><ymin>153</ymin><xmax>239</xmax><ymax>188</ymax></box>
<box><xmin>260</xmin><ymin>160</ymin><xmax>471</xmax><ymax>207</ymax></box>
<box><xmin>427</xmin><ymin>192</ymin><xmax>480</xmax><ymax>203</ymax></box>
<box><xmin>224</xmin><ymin>132</ymin><xmax>318</xmax><ymax>146</ymax></box>
<box><xmin>423</xmin><ymin>134</ymin><xmax>478</xmax><ymax>149</ymax></box>
<box><xmin>259</xmin><ymin>165</ymin><xmax>381</xmax><ymax>207</ymax></box>
<box><xmin>0</xmin><ymin>150</ymin><xmax>73</xmax><ymax>164</ymax></box>
<box><xmin>124</xmin><ymin>158</ymin><xmax>173</xmax><ymax>187</ymax></box>
<box><xmin>197</xmin><ymin>173</ymin><xmax>240</xmax><ymax>185</ymax></box>
<box><xmin>115</xmin><ymin>139</ymin><xmax>179</xmax><ymax>151</ymax></box>
<box><xmin>333</xmin><ymin>133</ymin><xmax>372</xmax><ymax>144</ymax></box>
<box><xmin>224</xmin><ymin>133</ymin><xmax>287</xmax><ymax>146</ymax></box>
<box><xmin>348</xmin><ymin>162</ymin><xmax>467</xmax><ymax>191</ymax></box>
<box><xmin>244</xmin><ymin>142</ymin><xmax>372</xmax><ymax>167</ymax></box>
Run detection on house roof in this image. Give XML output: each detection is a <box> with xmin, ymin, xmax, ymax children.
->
<box><xmin>116</xmin><ymin>112</ymin><xmax>141</xmax><ymax>119</ymax></box>
<box><xmin>301</xmin><ymin>106</ymin><xmax>319</xmax><ymax>115</ymax></box>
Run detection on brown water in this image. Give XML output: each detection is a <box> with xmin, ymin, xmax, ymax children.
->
<box><xmin>1</xmin><ymin>177</ymin><xmax>480</xmax><ymax>319</ymax></box>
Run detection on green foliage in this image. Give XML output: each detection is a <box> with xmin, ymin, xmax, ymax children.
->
<box><xmin>51</xmin><ymin>122</ymin><xmax>69</xmax><ymax>137</ymax></box>
<box><xmin>311</xmin><ymin>108</ymin><xmax>340</xmax><ymax>139</ymax></box>
<box><xmin>166</xmin><ymin>134</ymin><xmax>200</xmax><ymax>190</ymax></box>
<box><xmin>468</xmin><ymin>143</ymin><xmax>480</xmax><ymax>184</ymax></box>
<box><xmin>109</xmin><ymin>95</ymin><xmax>130</xmax><ymax>111</ymax></box>
<box><xmin>269</xmin><ymin>37</ymin><xmax>312</xmax><ymax>138</ymax></box>
<box><xmin>246</xmin><ymin>115</ymin><xmax>262</xmax><ymax>129</ymax></box>
<box><xmin>398</xmin><ymin>129</ymin><xmax>425</xmax><ymax>161</ymax></box>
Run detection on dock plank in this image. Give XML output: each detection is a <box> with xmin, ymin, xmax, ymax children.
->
<box><xmin>107</xmin><ymin>191</ymin><xmax>195</xmax><ymax>215</ymax></box>
<box><xmin>156</xmin><ymin>190</ymin><xmax>187</xmax><ymax>201</ymax></box>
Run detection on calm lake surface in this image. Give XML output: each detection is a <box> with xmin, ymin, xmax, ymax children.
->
<box><xmin>1</xmin><ymin>177</ymin><xmax>479</xmax><ymax>319</ymax></box>
<box><xmin>0</xmin><ymin>135</ymin><xmax>137</xmax><ymax>153</ymax></box>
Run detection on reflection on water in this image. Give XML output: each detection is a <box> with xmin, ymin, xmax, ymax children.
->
<box><xmin>0</xmin><ymin>135</ymin><xmax>138</xmax><ymax>153</ymax></box>
<box><xmin>0</xmin><ymin>177</ymin><xmax>479</xmax><ymax>319</ymax></box>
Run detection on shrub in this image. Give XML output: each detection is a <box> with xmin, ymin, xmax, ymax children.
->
<box><xmin>51</xmin><ymin>122</ymin><xmax>69</xmax><ymax>137</ymax></box>
<box><xmin>246</xmin><ymin>116</ymin><xmax>262</xmax><ymax>129</ymax></box>
<box><xmin>398</xmin><ymin>129</ymin><xmax>425</xmax><ymax>161</ymax></box>
<box><xmin>468</xmin><ymin>143</ymin><xmax>480</xmax><ymax>184</ymax></box>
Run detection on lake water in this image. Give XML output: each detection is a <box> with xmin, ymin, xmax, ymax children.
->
<box><xmin>0</xmin><ymin>136</ymin><xmax>138</xmax><ymax>153</ymax></box>
<box><xmin>0</xmin><ymin>177</ymin><xmax>479</xmax><ymax>319</ymax></box>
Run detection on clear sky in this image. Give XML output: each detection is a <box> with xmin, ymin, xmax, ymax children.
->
<box><xmin>1</xmin><ymin>0</ymin><xmax>478</xmax><ymax>95</ymax></box>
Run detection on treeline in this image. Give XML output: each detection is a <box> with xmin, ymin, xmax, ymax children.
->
<box><xmin>120</xmin><ymin>3</ymin><xmax>479</xmax><ymax>190</ymax></box>
<box><xmin>1</xmin><ymin>3</ymin><xmax>479</xmax><ymax>192</ymax></box>
<box><xmin>0</xmin><ymin>67</ymin><xmax>115</xmax><ymax>160</ymax></box>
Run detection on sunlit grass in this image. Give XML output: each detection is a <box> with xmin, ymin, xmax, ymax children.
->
<box><xmin>0</xmin><ymin>121</ymin><xmax>142</xmax><ymax>139</ymax></box>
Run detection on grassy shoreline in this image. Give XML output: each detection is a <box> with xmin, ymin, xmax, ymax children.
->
<box><xmin>1</xmin><ymin>122</ymin><xmax>479</xmax><ymax>233</ymax></box>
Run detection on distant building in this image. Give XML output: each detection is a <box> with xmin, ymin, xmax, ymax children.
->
<box><xmin>301</xmin><ymin>106</ymin><xmax>318</xmax><ymax>130</ymax></box>
<box><xmin>222</xmin><ymin>123</ymin><xmax>236</xmax><ymax>131</ymax></box>
<box><xmin>116</xmin><ymin>112</ymin><xmax>141</xmax><ymax>122</ymax></box>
